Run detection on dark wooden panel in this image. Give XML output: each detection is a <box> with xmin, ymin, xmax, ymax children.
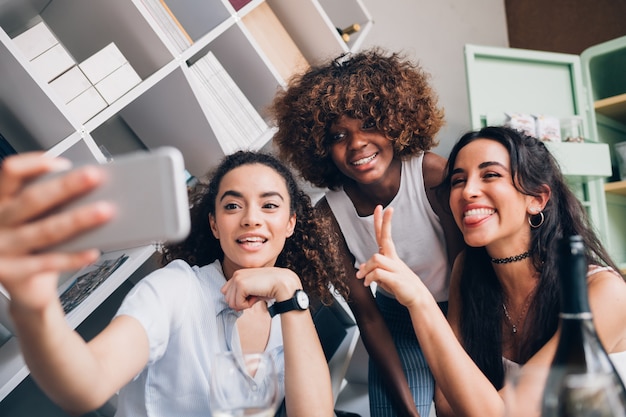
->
<box><xmin>505</xmin><ymin>0</ymin><xmax>626</xmax><ymax>55</ymax></box>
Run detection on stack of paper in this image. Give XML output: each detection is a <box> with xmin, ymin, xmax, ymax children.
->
<box><xmin>189</xmin><ymin>51</ymin><xmax>268</xmax><ymax>154</ymax></box>
<box><xmin>139</xmin><ymin>0</ymin><xmax>193</xmax><ymax>53</ymax></box>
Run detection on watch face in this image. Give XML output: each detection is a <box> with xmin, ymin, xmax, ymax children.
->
<box><xmin>296</xmin><ymin>290</ymin><xmax>309</xmax><ymax>309</ymax></box>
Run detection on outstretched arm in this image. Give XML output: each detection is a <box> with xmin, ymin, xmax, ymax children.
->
<box><xmin>0</xmin><ymin>153</ymin><xmax>150</xmax><ymax>414</ymax></box>
<box><xmin>357</xmin><ymin>206</ymin><xmax>504</xmax><ymax>417</ymax></box>
<box><xmin>317</xmin><ymin>198</ymin><xmax>420</xmax><ymax>417</ymax></box>
<box><xmin>223</xmin><ymin>267</ymin><xmax>334</xmax><ymax>417</ymax></box>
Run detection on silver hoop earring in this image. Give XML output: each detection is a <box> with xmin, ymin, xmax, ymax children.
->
<box><xmin>528</xmin><ymin>211</ymin><xmax>545</xmax><ymax>228</ymax></box>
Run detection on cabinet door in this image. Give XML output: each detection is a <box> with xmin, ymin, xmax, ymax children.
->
<box><xmin>581</xmin><ymin>36</ymin><xmax>626</xmax><ymax>272</ymax></box>
<box><xmin>464</xmin><ymin>44</ymin><xmax>612</xmax><ymax>245</ymax></box>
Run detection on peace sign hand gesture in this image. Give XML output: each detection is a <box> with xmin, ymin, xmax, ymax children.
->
<box><xmin>356</xmin><ymin>205</ymin><xmax>425</xmax><ymax>309</ymax></box>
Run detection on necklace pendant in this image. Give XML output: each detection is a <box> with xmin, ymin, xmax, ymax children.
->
<box><xmin>512</xmin><ymin>325</ymin><xmax>517</xmax><ymax>334</ymax></box>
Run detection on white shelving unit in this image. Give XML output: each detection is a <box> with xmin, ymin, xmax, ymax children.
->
<box><xmin>0</xmin><ymin>0</ymin><xmax>373</xmax><ymax>410</ymax></box>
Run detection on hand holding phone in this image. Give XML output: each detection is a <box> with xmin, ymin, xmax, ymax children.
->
<box><xmin>39</xmin><ymin>147</ymin><xmax>191</xmax><ymax>252</ymax></box>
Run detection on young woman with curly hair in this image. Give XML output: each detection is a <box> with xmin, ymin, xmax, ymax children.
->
<box><xmin>0</xmin><ymin>150</ymin><xmax>344</xmax><ymax>417</ymax></box>
<box><xmin>269</xmin><ymin>48</ymin><xmax>464</xmax><ymax>417</ymax></box>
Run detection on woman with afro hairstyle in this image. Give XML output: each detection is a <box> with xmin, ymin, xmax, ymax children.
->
<box><xmin>0</xmin><ymin>150</ymin><xmax>347</xmax><ymax>417</ymax></box>
<box><xmin>269</xmin><ymin>48</ymin><xmax>464</xmax><ymax>417</ymax></box>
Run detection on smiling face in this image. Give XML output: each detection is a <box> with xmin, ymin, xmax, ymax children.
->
<box><xmin>328</xmin><ymin>115</ymin><xmax>397</xmax><ymax>186</ymax></box>
<box><xmin>209</xmin><ymin>163</ymin><xmax>296</xmax><ymax>279</ymax></box>
<box><xmin>449</xmin><ymin>138</ymin><xmax>546</xmax><ymax>256</ymax></box>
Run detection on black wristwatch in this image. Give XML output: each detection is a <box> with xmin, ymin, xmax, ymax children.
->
<box><xmin>268</xmin><ymin>289</ymin><xmax>310</xmax><ymax>317</ymax></box>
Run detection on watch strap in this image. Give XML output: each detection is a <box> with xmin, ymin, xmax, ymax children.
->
<box><xmin>268</xmin><ymin>290</ymin><xmax>308</xmax><ymax>317</ymax></box>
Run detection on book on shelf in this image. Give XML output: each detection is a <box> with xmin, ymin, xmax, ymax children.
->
<box><xmin>189</xmin><ymin>51</ymin><xmax>268</xmax><ymax>154</ymax></box>
<box><xmin>241</xmin><ymin>2</ymin><xmax>310</xmax><ymax>82</ymax></box>
<box><xmin>58</xmin><ymin>253</ymin><xmax>129</xmax><ymax>314</ymax></box>
<box><xmin>228</xmin><ymin>0</ymin><xmax>252</xmax><ymax>12</ymax></box>
<box><xmin>139</xmin><ymin>0</ymin><xmax>193</xmax><ymax>54</ymax></box>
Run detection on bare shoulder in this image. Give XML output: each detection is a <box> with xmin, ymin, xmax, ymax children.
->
<box><xmin>588</xmin><ymin>268</ymin><xmax>626</xmax><ymax>300</ymax></box>
<box><xmin>422</xmin><ymin>151</ymin><xmax>448</xmax><ymax>189</ymax></box>
<box><xmin>588</xmin><ymin>269</ymin><xmax>626</xmax><ymax>351</ymax></box>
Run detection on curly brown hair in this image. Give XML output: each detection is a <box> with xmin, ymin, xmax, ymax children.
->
<box><xmin>269</xmin><ymin>47</ymin><xmax>444</xmax><ymax>190</ymax></box>
<box><xmin>159</xmin><ymin>150</ymin><xmax>348</xmax><ymax>304</ymax></box>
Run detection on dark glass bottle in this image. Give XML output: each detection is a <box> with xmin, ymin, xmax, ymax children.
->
<box><xmin>542</xmin><ymin>235</ymin><xmax>626</xmax><ymax>416</ymax></box>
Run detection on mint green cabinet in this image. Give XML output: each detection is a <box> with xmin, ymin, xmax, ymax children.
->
<box><xmin>464</xmin><ymin>41</ymin><xmax>626</xmax><ymax>272</ymax></box>
<box><xmin>582</xmin><ymin>36</ymin><xmax>626</xmax><ymax>275</ymax></box>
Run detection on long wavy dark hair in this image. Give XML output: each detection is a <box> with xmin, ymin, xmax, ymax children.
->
<box><xmin>159</xmin><ymin>151</ymin><xmax>349</xmax><ymax>304</ymax></box>
<box><xmin>269</xmin><ymin>47</ymin><xmax>444</xmax><ymax>190</ymax></box>
<box><xmin>437</xmin><ymin>126</ymin><xmax>618</xmax><ymax>389</ymax></box>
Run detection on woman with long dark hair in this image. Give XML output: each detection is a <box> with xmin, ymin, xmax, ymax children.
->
<box><xmin>357</xmin><ymin>126</ymin><xmax>626</xmax><ymax>417</ymax></box>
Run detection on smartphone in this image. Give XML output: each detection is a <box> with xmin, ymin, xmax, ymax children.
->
<box><xmin>40</xmin><ymin>146</ymin><xmax>191</xmax><ymax>252</ymax></box>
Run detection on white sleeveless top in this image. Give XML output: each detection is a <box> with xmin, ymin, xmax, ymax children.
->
<box><xmin>325</xmin><ymin>154</ymin><xmax>450</xmax><ymax>301</ymax></box>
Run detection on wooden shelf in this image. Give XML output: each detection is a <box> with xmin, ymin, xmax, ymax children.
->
<box><xmin>605</xmin><ymin>180</ymin><xmax>626</xmax><ymax>196</ymax></box>
<box><xmin>595</xmin><ymin>93</ymin><xmax>626</xmax><ymax>124</ymax></box>
<box><xmin>241</xmin><ymin>2</ymin><xmax>310</xmax><ymax>82</ymax></box>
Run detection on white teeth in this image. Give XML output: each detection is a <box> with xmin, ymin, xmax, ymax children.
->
<box><xmin>464</xmin><ymin>208</ymin><xmax>495</xmax><ymax>217</ymax></box>
<box><xmin>238</xmin><ymin>237</ymin><xmax>265</xmax><ymax>243</ymax></box>
<box><xmin>352</xmin><ymin>153</ymin><xmax>377</xmax><ymax>166</ymax></box>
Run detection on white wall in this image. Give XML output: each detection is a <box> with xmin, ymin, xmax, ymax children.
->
<box><xmin>360</xmin><ymin>0</ymin><xmax>509</xmax><ymax>157</ymax></box>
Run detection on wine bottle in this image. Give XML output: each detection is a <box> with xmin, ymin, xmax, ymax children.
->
<box><xmin>542</xmin><ymin>235</ymin><xmax>626</xmax><ymax>416</ymax></box>
<box><xmin>336</xmin><ymin>23</ymin><xmax>361</xmax><ymax>43</ymax></box>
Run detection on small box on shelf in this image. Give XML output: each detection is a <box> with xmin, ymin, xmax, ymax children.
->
<box><xmin>49</xmin><ymin>66</ymin><xmax>92</xmax><ymax>104</ymax></box>
<box><xmin>30</xmin><ymin>43</ymin><xmax>75</xmax><ymax>83</ymax></box>
<box><xmin>11</xmin><ymin>21</ymin><xmax>58</xmax><ymax>61</ymax></box>
<box><xmin>95</xmin><ymin>62</ymin><xmax>142</xmax><ymax>105</ymax></box>
<box><xmin>65</xmin><ymin>87</ymin><xmax>108</xmax><ymax>124</ymax></box>
<box><xmin>79</xmin><ymin>43</ymin><xmax>130</xmax><ymax>85</ymax></box>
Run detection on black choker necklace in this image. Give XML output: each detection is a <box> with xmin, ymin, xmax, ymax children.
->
<box><xmin>491</xmin><ymin>250</ymin><xmax>531</xmax><ymax>264</ymax></box>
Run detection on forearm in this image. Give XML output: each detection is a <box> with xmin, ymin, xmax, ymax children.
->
<box><xmin>281</xmin><ymin>310</ymin><xmax>333</xmax><ymax>417</ymax></box>
<box><xmin>348</xmin><ymin>277</ymin><xmax>418</xmax><ymax>417</ymax></box>
<box><xmin>406</xmin><ymin>296</ymin><xmax>503</xmax><ymax>417</ymax></box>
<box><xmin>11</xmin><ymin>300</ymin><xmax>114</xmax><ymax>413</ymax></box>
<box><xmin>357</xmin><ymin>313</ymin><xmax>420</xmax><ymax>417</ymax></box>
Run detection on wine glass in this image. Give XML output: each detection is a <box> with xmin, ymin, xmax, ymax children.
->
<box><xmin>210</xmin><ymin>351</ymin><xmax>280</xmax><ymax>417</ymax></box>
<box><xmin>545</xmin><ymin>372</ymin><xmax>626</xmax><ymax>417</ymax></box>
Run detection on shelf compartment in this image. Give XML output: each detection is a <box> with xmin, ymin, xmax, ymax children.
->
<box><xmin>595</xmin><ymin>93</ymin><xmax>626</xmax><ymax>125</ymax></box>
<box><xmin>267</xmin><ymin>0</ymin><xmax>348</xmax><ymax>65</ymax></box>
<box><xmin>583</xmin><ymin>36</ymin><xmax>626</xmax><ymax>104</ymax></box>
<box><xmin>38</xmin><ymin>0</ymin><xmax>172</xmax><ymax>79</ymax></box>
<box><xmin>241</xmin><ymin>2</ymin><xmax>309</xmax><ymax>83</ymax></box>
<box><xmin>0</xmin><ymin>32</ymin><xmax>75</xmax><ymax>151</ymax></box>
<box><xmin>157</xmin><ymin>0</ymin><xmax>231</xmax><ymax>44</ymax></box>
<box><xmin>605</xmin><ymin>180</ymin><xmax>626</xmax><ymax>196</ymax></box>
<box><xmin>190</xmin><ymin>23</ymin><xmax>282</xmax><ymax>115</ymax></box>
<box><xmin>318</xmin><ymin>0</ymin><xmax>373</xmax><ymax>51</ymax></box>
<box><xmin>120</xmin><ymin>67</ymin><xmax>225</xmax><ymax>177</ymax></box>
<box><xmin>0</xmin><ymin>0</ymin><xmax>48</xmax><ymax>36</ymax></box>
